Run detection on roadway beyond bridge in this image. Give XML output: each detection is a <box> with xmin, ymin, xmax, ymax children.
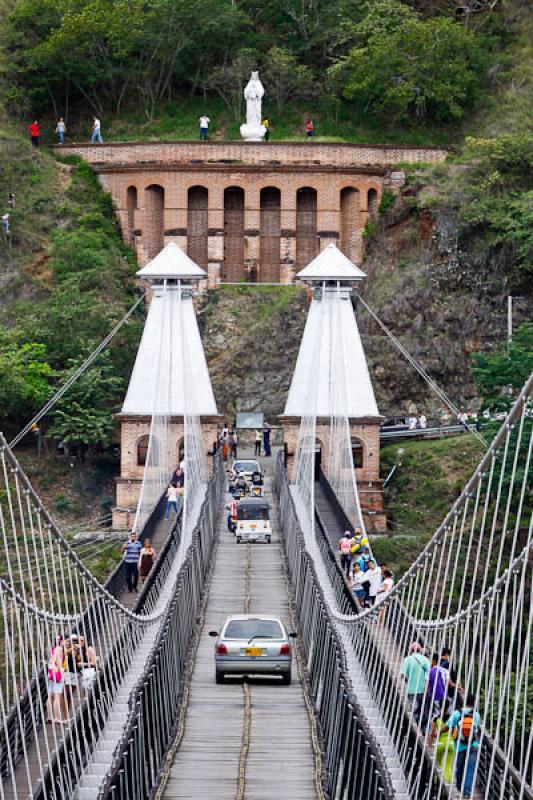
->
<box><xmin>159</xmin><ymin>456</ymin><xmax>320</xmax><ymax>800</ymax></box>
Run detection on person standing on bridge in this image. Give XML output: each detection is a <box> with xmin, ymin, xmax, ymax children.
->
<box><xmin>263</xmin><ymin>422</ymin><xmax>271</xmax><ymax>456</ymax></box>
<box><xmin>122</xmin><ymin>531</ymin><xmax>142</xmax><ymax>592</ymax></box>
<box><xmin>365</xmin><ymin>560</ymin><xmax>382</xmax><ymax>606</ymax></box>
<box><xmin>339</xmin><ymin>531</ymin><xmax>353</xmax><ymax>579</ymax></box>
<box><xmin>401</xmin><ymin>642</ymin><xmax>430</xmax><ymax>717</ymax></box>
<box><xmin>441</xmin><ymin>694</ymin><xmax>481</xmax><ymax>798</ymax></box>
<box><xmin>139</xmin><ymin>538</ymin><xmax>157</xmax><ymax>583</ymax></box>
<box><xmin>47</xmin><ymin>634</ymin><xmax>66</xmax><ymax>724</ymax></box>
<box><xmin>165</xmin><ymin>483</ymin><xmax>180</xmax><ymax>519</ymax></box>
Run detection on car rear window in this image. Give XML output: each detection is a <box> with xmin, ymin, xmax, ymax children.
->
<box><xmin>237</xmin><ymin>506</ymin><xmax>269</xmax><ymax>521</ymax></box>
<box><xmin>225</xmin><ymin>619</ymin><xmax>283</xmax><ymax>639</ymax></box>
<box><xmin>234</xmin><ymin>461</ymin><xmax>259</xmax><ymax>473</ymax></box>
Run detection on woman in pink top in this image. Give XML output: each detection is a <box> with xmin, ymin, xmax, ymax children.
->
<box><xmin>339</xmin><ymin>532</ymin><xmax>353</xmax><ymax>581</ymax></box>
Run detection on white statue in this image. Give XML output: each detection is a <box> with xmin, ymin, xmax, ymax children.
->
<box><xmin>240</xmin><ymin>71</ymin><xmax>266</xmax><ymax>142</ymax></box>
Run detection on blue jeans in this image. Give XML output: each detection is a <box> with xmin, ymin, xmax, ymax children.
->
<box><xmin>200</xmin><ymin>127</ymin><xmax>207</xmax><ymax>141</ymax></box>
<box><xmin>58</xmin><ymin>131</ymin><xmax>65</xmax><ymax>144</ymax></box>
<box><xmin>456</xmin><ymin>748</ymin><xmax>478</xmax><ymax>797</ymax></box>
<box><xmin>165</xmin><ymin>499</ymin><xmax>179</xmax><ymax>519</ymax></box>
<box><xmin>91</xmin><ymin>129</ymin><xmax>103</xmax><ymax>143</ymax></box>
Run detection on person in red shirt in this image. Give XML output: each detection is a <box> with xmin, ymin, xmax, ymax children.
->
<box><xmin>28</xmin><ymin>120</ymin><xmax>40</xmax><ymax>147</ymax></box>
<box><xmin>306</xmin><ymin>118</ymin><xmax>314</xmax><ymax>138</ymax></box>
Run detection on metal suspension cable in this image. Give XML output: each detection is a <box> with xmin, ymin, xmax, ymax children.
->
<box><xmin>10</xmin><ymin>291</ymin><xmax>146</xmax><ymax>449</ymax></box>
<box><xmin>353</xmin><ymin>290</ymin><xmax>487</xmax><ymax>448</ymax></box>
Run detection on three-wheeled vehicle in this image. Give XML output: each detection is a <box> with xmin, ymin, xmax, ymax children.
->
<box><xmin>235</xmin><ymin>498</ymin><xmax>271</xmax><ymax>544</ymax></box>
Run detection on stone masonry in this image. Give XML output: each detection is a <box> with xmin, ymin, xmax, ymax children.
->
<box><xmin>280</xmin><ymin>416</ymin><xmax>386</xmax><ymax>532</ymax></box>
<box><xmin>58</xmin><ymin>141</ymin><xmax>446</xmax><ymax>288</ymax></box>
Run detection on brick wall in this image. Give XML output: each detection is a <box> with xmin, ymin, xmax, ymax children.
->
<box><xmin>58</xmin><ymin>140</ymin><xmax>446</xmax><ymax>285</ymax></box>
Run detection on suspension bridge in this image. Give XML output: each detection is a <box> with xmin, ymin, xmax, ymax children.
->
<box><xmin>0</xmin><ymin>242</ymin><xmax>530</xmax><ymax>800</ymax></box>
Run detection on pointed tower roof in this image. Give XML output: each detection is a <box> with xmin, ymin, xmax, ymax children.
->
<box><xmin>123</xmin><ymin>246</ymin><xmax>215</xmax><ymax>416</ymax></box>
<box><xmin>136</xmin><ymin>242</ymin><xmax>207</xmax><ymax>281</ymax></box>
<box><xmin>284</xmin><ymin>245</ymin><xmax>379</xmax><ymax>419</ymax></box>
<box><xmin>297</xmin><ymin>243</ymin><xmax>366</xmax><ymax>282</ymax></box>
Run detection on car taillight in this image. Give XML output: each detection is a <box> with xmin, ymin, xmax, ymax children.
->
<box><xmin>216</xmin><ymin>643</ymin><xmax>228</xmax><ymax>655</ymax></box>
<box><xmin>280</xmin><ymin>643</ymin><xmax>290</xmax><ymax>656</ymax></box>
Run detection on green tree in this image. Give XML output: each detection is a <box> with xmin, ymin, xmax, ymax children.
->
<box><xmin>46</xmin><ymin>353</ymin><xmax>123</xmax><ymax>453</ymax></box>
<box><xmin>262</xmin><ymin>46</ymin><xmax>313</xmax><ymax>115</ymax></box>
<box><xmin>336</xmin><ymin>3</ymin><xmax>487</xmax><ymax>121</ymax></box>
<box><xmin>0</xmin><ymin>330</ymin><xmax>54</xmax><ymax>420</ymax></box>
<box><xmin>209</xmin><ymin>49</ymin><xmax>259</xmax><ymax>122</ymax></box>
<box><xmin>471</xmin><ymin>323</ymin><xmax>533</xmax><ymax>410</ymax></box>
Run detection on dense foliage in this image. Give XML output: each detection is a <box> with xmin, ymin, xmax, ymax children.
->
<box><xmin>1</xmin><ymin>0</ymin><xmax>495</xmax><ymax>125</ymax></box>
<box><xmin>472</xmin><ymin>323</ymin><xmax>533</xmax><ymax>410</ymax></box>
<box><xmin>0</xmin><ymin>151</ymin><xmax>142</xmax><ymax>448</ymax></box>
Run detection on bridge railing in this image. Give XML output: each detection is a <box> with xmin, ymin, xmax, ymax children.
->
<box><xmin>274</xmin><ymin>452</ymin><xmax>394</xmax><ymax>800</ymax></box>
<box><xmin>315</xmin><ymin>467</ymin><xmax>533</xmax><ymax>800</ymax></box>
<box><xmin>0</xmin><ymin>490</ymin><xmax>169</xmax><ymax>794</ymax></box>
<box><xmin>99</xmin><ymin>456</ymin><xmax>224</xmax><ymax>799</ymax></box>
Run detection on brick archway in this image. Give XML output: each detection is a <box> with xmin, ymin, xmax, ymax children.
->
<box><xmin>260</xmin><ymin>186</ymin><xmax>281</xmax><ymax>283</ymax></box>
<box><xmin>368</xmin><ymin>188</ymin><xmax>378</xmax><ymax>219</ymax></box>
<box><xmin>126</xmin><ymin>186</ymin><xmax>138</xmax><ymax>239</ymax></box>
<box><xmin>296</xmin><ymin>187</ymin><xmax>318</xmax><ymax>269</ymax></box>
<box><xmin>187</xmin><ymin>186</ymin><xmax>208</xmax><ymax>269</ymax></box>
<box><xmin>223</xmin><ymin>187</ymin><xmax>245</xmax><ymax>281</ymax></box>
<box><xmin>145</xmin><ymin>184</ymin><xmax>165</xmax><ymax>259</ymax></box>
<box><xmin>340</xmin><ymin>187</ymin><xmax>360</xmax><ymax>262</ymax></box>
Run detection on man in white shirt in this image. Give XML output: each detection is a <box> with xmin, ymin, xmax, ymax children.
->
<box><xmin>199</xmin><ymin>115</ymin><xmax>210</xmax><ymax>141</ymax></box>
<box><xmin>365</xmin><ymin>560</ymin><xmax>382</xmax><ymax>605</ymax></box>
<box><xmin>91</xmin><ymin>117</ymin><xmax>103</xmax><ymax>143</ymax></box>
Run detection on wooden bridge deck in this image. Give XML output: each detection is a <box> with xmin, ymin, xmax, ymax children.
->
<box><xmin>161</xmin><ymin>459</ymin><xmax>320</xmax><ymax>800</ymax></box>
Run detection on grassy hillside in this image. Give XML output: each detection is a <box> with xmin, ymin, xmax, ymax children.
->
<box><xmin>373</xmin><ymin>434</ymin><xmax>483</xmax><ymax>576</ymax></box>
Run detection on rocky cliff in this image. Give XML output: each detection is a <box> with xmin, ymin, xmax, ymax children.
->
<box><xmin>199</xmin><ymin>191</ymin><xmax>531</xmax><ymax>422</ymax></box>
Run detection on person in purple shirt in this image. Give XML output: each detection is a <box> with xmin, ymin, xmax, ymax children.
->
<box><xmin>421</xmin><ymin>652</ymin><xmax>449</xmax><ymax>741</ymax></box>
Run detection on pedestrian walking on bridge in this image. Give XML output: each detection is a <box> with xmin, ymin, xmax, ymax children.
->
<box><xmin>122</xmin><ymin>531</ymin><xmax>141</xmax><ymax>593</ymax></box>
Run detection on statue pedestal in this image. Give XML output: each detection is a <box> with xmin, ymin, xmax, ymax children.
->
<box><xmin>240</xmin><ymin>123</ymin><xmax>266</xmax><ymax>142</ymax></box>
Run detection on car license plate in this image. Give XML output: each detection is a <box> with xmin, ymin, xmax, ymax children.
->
<box><xmin>250</xmin><ymin>524</ymin><xmax>256</xmax><ymax>529</ymax></box>
<box><xmin>245</xmin><ymin>647</ymin><xmax>263</xmax><ymax>657</ymax></box>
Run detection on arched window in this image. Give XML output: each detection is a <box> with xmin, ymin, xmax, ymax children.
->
<box><xmin>260</xmin><ymin>187</ymin><xmax>281</xmax><ymax>282</ymax></box>
<box><xmin>127</xmin><ymin>186</ymin><xmax>138</xmax><ymax>236</ymax></box>
<box><xmin>223</xmin><ymin>187</ymin><xmax>245</xmax><ymax>281</ymax></box>
<box><xmin>340</xmin><ymin>187</ymin><xmax>360</xmax><ymax>260</ymax></box>
<box><xmin>137</xmin><ymin>435</ymin><xmax>150</xmax><ymax>466</ymax></box>
<box><xmin>367</xmin><ymin>188</ymin><xmax>378</xmax><ymax>220</ymax></box>
<box><xmin>296</xmin><ymin>187</ymin><xmax>318</xmax><ymax>269</ymax></box>
<box><xmin>351</xmin><ymin>438</ymin><xmax>364</xmax><ymax>469</ymax></box>
<box><xmin>145</xmin><ymin>184</ymin><xmax>165</xmax><ymax>259</ymax></box>
<box><xmin>188</xmin><ymin>186</ymin><xmax>208</xmax><ymax>268</ymax></box>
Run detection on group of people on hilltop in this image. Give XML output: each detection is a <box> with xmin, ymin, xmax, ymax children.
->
<box><xmin>26</xmin><ymin>117</ymin><xmax>103</xmax><ymax>147</ymax></box>
<box><xmin>401</xmin><ymin>644</ymin><xmax>481</xmax><ymax>797</ymax></box>
<box><xmin>198</xmin><ymin>115</ymin><xmax>315</xmax><ymax>142</ymax></box>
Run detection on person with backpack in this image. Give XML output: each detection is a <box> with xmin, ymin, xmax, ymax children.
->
<box><xmin>339</xmin><ymin>531</ymin><xmax>353</xmax><ymax>580</ymax></box>
<box><xmin>441</xmin><ymin>693</ymin><xmax>481</xmax><ymax>798</ymax></box>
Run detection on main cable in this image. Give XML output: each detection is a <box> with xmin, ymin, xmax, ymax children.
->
<box><xmin>10</xmin><ymin>291</ymin><xmax>146</xmax><ymax>449</ymax></box>
<box><xmin>353</xmin><ymin>290</ymin><xmax>487</xmax><ymax>448</ymax></box>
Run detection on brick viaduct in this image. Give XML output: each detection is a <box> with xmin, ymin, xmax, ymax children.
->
<box><xmin>59</xmin><ymin>140</ymin><xmax>447</xmax><ymax>285</ymax></box>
